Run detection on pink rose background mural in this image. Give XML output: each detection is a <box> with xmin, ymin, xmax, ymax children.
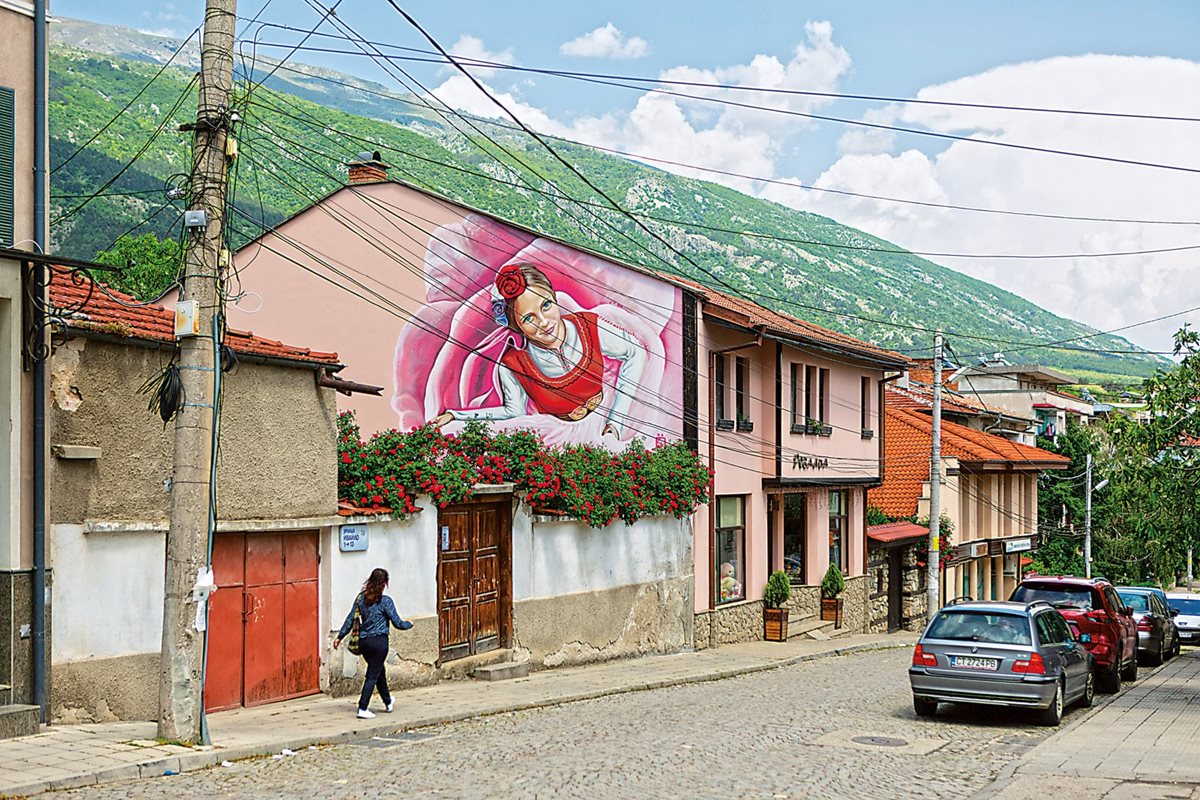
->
<box><xmin>392</xmin><ymin>214</ymin><xmax>683</xmax><ymax>447</ymax></box>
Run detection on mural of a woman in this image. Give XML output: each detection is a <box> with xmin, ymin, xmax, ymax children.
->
<box><xmin>391</xmin><ymin>213</ymin><xmax>682</xmax><ymax>447</ymax></box>
<box><xmin>431</xmin><ymin>263</ymin><xmax>646</xmax><ymax>439</ymax></box>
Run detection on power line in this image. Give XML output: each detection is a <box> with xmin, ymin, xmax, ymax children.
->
<box><xmin>235</xmin><ymin>51</ymin><xmax>1200</xmax><ymax>228</ymax></box>
<box><xmin>237</xmin><ymin>27</ymin><xmax>1200</xmax><ymax>124</ymax></box>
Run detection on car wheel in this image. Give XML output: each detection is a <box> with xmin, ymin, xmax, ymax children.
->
<box><xmin>913</xmin><ymin>696</ymin><xmax>938</xmax><ymax>718</ymax></box>
<box><xmin>1078</xmin><ymin>669</ymin><xmax>1095</xmax><ymax>708</ymax></box>
<box><xmin>1172</xmin><ymin>636</ymin><xmax>1181</xmax><ymax>658</ymax></box>
<box><xmin>1121</xmin><ymin>649</ymin><xmax>1139</xmax><ymax>682</ymax></box>
<box><xmin>1147</xmin><ymin>637</ymin><xmax>1164</xmax><ymax>667</ymax></box>
<box><xmin>1097</xmin><ymin>658</ymin><xmax>1122</xmax><ymax>694</ymax></box>
<box><xmin>1038</xmin><ymin>680</ymin><xmax>1064</xmax><ymax>726</ymax></box>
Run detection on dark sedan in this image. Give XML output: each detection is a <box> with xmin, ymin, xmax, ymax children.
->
<box><xmin>1117</xmin><ymin>587</ymin><xmax>1179</xmax><ymax>665</ymax></box>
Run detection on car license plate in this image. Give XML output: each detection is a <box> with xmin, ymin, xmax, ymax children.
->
<box><xmin>950</xmin><ymin>656</ymin><xmax>998</xmax><ymax>670</ymax></box>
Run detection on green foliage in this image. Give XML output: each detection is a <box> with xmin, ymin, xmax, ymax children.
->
<box><xmin>94</xmin><ymin>232</ymin><xmax>181</xmax><ymax>299</ymax></box>
<box><xmin>46</xmin><ymin>42</ymin><xmax>1166</xmax><ymax>383</ymax></box>
<box><xmin>1027</xmin><ymin>534</ymin><xmax>1084</xmax><ymax>578</ymax></box>
<box><xmin>820</xmin><ymin>563</ymin><xmax>845</xmax><ymax>599</ymax></box>
<box><xmin>913</xmin><ymin>513</ymin><xmax>955</xmax><ymax>564</ymax></box>
<box><xmin>336</xmin><ymin>412</ymin><xmax>712</xmax><ymax>527</ymax></box>
<box><xmin>764</xmin><ymin>570</ymin><xmax>792</xmax><ymax>609</ymax></box>
<box><xmin>866</xmin><ymin>505</ymin><xmax>892</xmax><ymax>526</ymax></box>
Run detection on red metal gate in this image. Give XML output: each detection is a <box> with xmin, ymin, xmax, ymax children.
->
<box><xmin>206</xmin><ymin>530</ymin><xmax>320</xmax><ymax>712</ymax></box>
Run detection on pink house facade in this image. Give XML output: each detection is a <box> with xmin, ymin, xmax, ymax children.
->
<box><xmin>229</xmin><ymin>157</ymin><xmax>909</xmax><ymax>650</ymax></box>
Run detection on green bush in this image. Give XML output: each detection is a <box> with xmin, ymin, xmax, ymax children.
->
<box><xmin>764</xmin><ymin>571</ymin><xmax>791</xmax><ymax>609</ymax></box>
<box><xmin>820</xmin><ymin>563</ymin><xmax>845</xmax><ymax>599</ymax></box>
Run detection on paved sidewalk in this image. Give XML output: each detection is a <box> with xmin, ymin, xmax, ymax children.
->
<box><xmin>0</xmin><ymin>632</ymin><xmax>915</xmax><ymax>797</ymax></box>
<box><xmin>975</xmin><ymin>650</ymin><xmax>1200</xmax><ymax>799</ymax></box>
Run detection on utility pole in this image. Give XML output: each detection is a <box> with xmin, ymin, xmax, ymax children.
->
<box><xmin>158</xmin><ymin>0</ymin><xmax>235</xmax><ymax>743</ymax></box>
<box><xmin>926</xmin><ymin>332</ymin><xmax>943</xmax><ymax>620</ymax></box>
<box><xmin>1187</xmin><ymin>544</ymin><xmax>1193</xmax><ymax>591</ymax></box>
<box><xmin>1084</xmin><ymin>454</ymin><xmax>1092</xmax><ymax>580</ymax></box>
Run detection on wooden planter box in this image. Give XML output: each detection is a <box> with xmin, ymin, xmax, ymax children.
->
<box><xmin>820</xmin><ymin>597</ymin><xmax>843</xmax><ymax>628</ymax></box>
<box><xmin>763</xmin><ymin>607</ymin><xmax>789</xmax><ymax>642</ymax></box>
<box><xmin>715</xmin><ymin>419</ymin><xmax>735</xmax><ymax>432</ymax></box>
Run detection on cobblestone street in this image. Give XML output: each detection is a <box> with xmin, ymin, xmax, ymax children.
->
<box><xmin>53</xmin><ymin>648</ymin><xmax>1080</xmax><ymax>800</ymax></box>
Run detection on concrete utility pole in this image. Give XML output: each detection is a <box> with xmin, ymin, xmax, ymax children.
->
<box><xmin>1084</xmin><ymin>454</ymin><xmax>1093</xmax><ymax>580</ymax></box>
<box><xmin>158</xmin><ymin>0</ymin><xmax>236</xmax><ymax>743</ymax></box>
<box><xmin>926</xmin><ymin>332</ymin><xmax>943</xmax><ymax>620</ymax></box>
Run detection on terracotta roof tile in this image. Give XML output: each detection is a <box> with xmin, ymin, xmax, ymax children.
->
<box><xmin>51</xmin><ymin>268</ymin><xmax>341</xmax><ymax>367</ymax></box>
<box><xmin>887</xmin><ymin>384</ymin><xmax>983</xmax><ymax>417</ymax></box>
<box><xmin>666</xmin><ymin>274</ymin><xmax>911</xmax><ymax>368</ymax></box>
<box><xmin>868</xmin><ymin>406</ymin><xmax>1069</xmax><ymax>518</ymax></box>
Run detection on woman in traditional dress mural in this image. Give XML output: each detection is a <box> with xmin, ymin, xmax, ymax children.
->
<box><xmin>391</xmin><ymin>213</ymin><xmax>682</xmax><ymax>447</ymax></box>
<box><xmin>431</xmin><ymin>262</ymin><xmax>646</xmax><ymax>439</ymax></box>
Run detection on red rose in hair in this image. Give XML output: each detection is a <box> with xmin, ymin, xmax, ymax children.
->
<box><xmin>495</xmin><ymin>264</ymin><xmax>527</xmax><ymax>300</ymax></box>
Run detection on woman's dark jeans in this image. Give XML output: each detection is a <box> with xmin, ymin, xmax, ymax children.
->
<box><xmin>357</xmin><ymin>634</ymin><xmax>391</xmax><ymax>711</ymax></box>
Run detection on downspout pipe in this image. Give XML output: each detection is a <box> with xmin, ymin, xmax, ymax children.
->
<box><xmin>706</xmin><ymin>333</ymin><xmax>762</xmax><ymax>610</ymax></box>
<box><xmin>32</xmin><ymin>0</ymin><xmax>49</xmax><ymax>721</ymax></box>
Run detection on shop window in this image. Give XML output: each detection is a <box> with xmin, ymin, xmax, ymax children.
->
<box><xmin>714</xmin><ymin>354</ymin><xmax>728</xmax><ymax>421</ymax></box>
<box><xmin>828</xmin><ymin>490</ymin><xmax>847</xmax><ymax>572</ymax></box>
<box><xmin>783</xmin><ymin>493</ymin><xmax>806</xmax><ymax>584</ymax></box>
<box><xmin>715</xmin><ymin>496</ymin><xmax>746</xmax><ymax>604</ymax></box>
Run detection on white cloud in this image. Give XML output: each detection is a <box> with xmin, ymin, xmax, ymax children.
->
<box><xmin>797</xmin><ymin>54</ymin><xmax>1200</xmax><ymax>354</ymax></box>
<box><xmin>447</xmin><ymin>35</ymin><xmax>514</xmax><ymax>79</ymax></box>
<box><xmin>559</xmin><ymin>23</ymin><xmax>649</xmax><ymax>60</ymax></box>
<box><xmin>138</xmin><ymin>27</ymin><xmax>181</xmax><ymax>38</ymax></box>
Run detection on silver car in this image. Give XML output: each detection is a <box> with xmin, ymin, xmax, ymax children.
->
<box><xmin>909</xmin><ymin>600</ymin><xmax>1095</xmax><ymax>726</ymax></box>
<box><xmin>1167</xmin><ymin>592</ymin><xmax>1200</xmax><ymax>647</ymax></box>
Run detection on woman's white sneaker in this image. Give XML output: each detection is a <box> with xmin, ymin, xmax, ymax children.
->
<box><xmin>357</xmin><ymin>709</ymin><xmax>375</xmax><ymax>719</ymax></box>
<box><xmin>385</xmin><ymin>701</ymin><xmax>394</xmax><ymax>712</ymax></box>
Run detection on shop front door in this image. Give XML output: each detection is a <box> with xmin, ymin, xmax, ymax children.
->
<box><xmin>206</xmin><ymin>530</ymin><xmax>320</xmax><ymax>711</ymax></box>
<box><xmin>437</xmin><ymin>497</ymin><xmax>512</xmax><ymax>662</ymax></box>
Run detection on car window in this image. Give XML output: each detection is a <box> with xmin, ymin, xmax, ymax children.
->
<box><xmin>1119</xmin><ymin>592</ymin><xmax>1150</xmax><ymax>612</ymax></box>
<box><xmin>1104</xmin><ymin>587</ymin><xmax>1125</xmax><ymax>613</ymax></box>
<box><xmin>1034</xmin><ymin>614</ymin><xmax>1061</xmax><ymax>645</ymax></box>
<box><xmin>1150</xmin><ymin>595</ymin><xmax>1167</xmax><ymax>616</ymax></box>
<box><xmin>1169</xmin><ymin>597</ymin><xmax>1200</xmax><ymax>615</ymax></box>
<box><xmin>1049</xmin><ymin>612</ymin><xmax>1074</xmax><ymax>642</ymax></box>
<box><xmin>926</xmin><ymin>611</ymin><xmax>1032</xmax><ymax>645</ymax></box>
<box><xmin>1011</xmin><ymin>584</ymin><xmax>1096</xmax><ymax>611</ymax></box>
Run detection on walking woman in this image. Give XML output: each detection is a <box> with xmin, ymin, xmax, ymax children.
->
<box><xmin>333</xmin><ymin>568</ymin><xmax>413</xmax><ymax>719</ymax></box>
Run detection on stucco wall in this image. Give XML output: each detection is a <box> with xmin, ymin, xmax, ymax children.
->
<box><xmin>48</xmin><ymin>337</ymin><xmax>337</xmax><ymax>525</ymax></box>
<box><xmin>324</xmin><ymin>503</ymin><xmax>694</xmax><ymax>695</ymax></box>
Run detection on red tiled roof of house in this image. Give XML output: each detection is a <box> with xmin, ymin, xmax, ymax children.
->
<box><xmin>51</xmin><ymin>268</ymin><xmax>341</xmax><ymax>367</ymax></box>
<box><xmin>868</xmin><ymin>406</ymin><xmax>1070</xmax><ymax>518</ymax></box>
<box><xmin>886</xmin><ymin>384</ymin><xmax>983</xmax><ymax>417</ymax></box>
<box><xmin>868</xmin><ymin>521</ymin><xmax>929</xmax><ymax>544</ymax></box>
<box><xmin>668</xmin><ymin>275</ymin><xmax>911</xmax><ymax>368</ymax></box>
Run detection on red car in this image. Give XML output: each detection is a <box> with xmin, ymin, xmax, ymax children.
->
<box><xmin>1010</xmin><ymin>576</ymin><xmax>1138</xmax><ymax>693</ymax></box>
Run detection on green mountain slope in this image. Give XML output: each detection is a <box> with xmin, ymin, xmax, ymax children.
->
<box><xmin>46</xmin><ymin>23</ymin><xmax>1166</xmax><ymax>384</ymax></box>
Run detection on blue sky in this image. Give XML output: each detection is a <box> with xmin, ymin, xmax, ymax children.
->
<box><xmin>51</xmin><ymin>1</ymin><xmax>1200</xmax><ymax>352</ymax></box>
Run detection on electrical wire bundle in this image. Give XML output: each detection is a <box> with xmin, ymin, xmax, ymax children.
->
<box><xmin>139</xmin><ymin>361</ymin><xmax>185</xmax><ymax>424</ymax></box>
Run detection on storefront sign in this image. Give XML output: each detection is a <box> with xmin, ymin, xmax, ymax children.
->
<box><xmin>970</xmin><ymin>542</ymin><xmax>989</xmax><ymax>558</ymax></box>
<box><xmin>1004</xmin><ymin>538</ymin><xmax>1032</xmax><ymax>554</ymax></box>
<box><xmin>339</xmin><ymin>525</ymin><xmax>369</xmax><ymax>552</ymax></box>
<box><xmin>792</xmin><ymin>454</ymin><xmax>830</xmax><ymax>471</ymax></box>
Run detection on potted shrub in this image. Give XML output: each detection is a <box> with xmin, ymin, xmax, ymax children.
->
<box><xmin>820</xmin><ymin>563</ymin><xmax>845</xmax><ymax>627</ymax></box>
<box><xmin>737</xmin><ymin>414</ymin><xmax>754</xmax><ymax>433</ymax></box>
<box><xmin>763</xmin><ymin>570</ymin><xmax>791</xmax><ymax>642</ymax></box>
<box><xmin>805</xmin><ymin>417</ymin><xmax>822</xmax><ymax>435</ymax></box>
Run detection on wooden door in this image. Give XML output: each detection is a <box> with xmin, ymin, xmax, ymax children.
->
<box><xmin>438</xmin><ymin>498</ymin><xmax>512</xmax><ymax>662</ymax></box>
<box><xmin>887</xmin><ymin>548</ymin><xmax>904</xmax><ymax>632</ymax></box>
<box><xmin>205</xmin><ymin>531</ymin><xmax>320</xmax><ymax>712</ymax></box>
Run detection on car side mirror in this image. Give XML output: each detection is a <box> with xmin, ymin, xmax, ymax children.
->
<box><xmin>1171</xmin><ymin>608</ymin><xmax>1181</xmax><ymax>618</ymax></box>
<box><xmin>1078</xmin><ymin>633</ymin><xmax>1092</xmax><ymax>644</ymax></box>
<box><xmin>1123</xmin><ymin>607</ymin><xmax>1134</xmax><ymax>616</ymax></box>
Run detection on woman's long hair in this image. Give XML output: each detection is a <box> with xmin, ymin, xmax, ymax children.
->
<box><xmin>362</xmin><ymin>567</ymin><xmax>388</xmax><ymax>605</ymax></box>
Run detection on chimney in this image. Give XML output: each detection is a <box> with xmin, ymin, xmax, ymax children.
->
<box><xmin>347</xmin><ymin>150</ymin><xmax>389</xmax><ymax>184</ymax></box>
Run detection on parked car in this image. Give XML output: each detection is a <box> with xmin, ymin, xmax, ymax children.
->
<box><xmin>1166</xmin><ymin>592</ymin><xmax>1200</xmax><ymax>647</ymax></box>
<box><xmin>1117</xmin><ymin>587</ymin><xmax>1179</xmax><ymax>665</ymax></box>
<box><xmin>1010</xmin><ymin>576</ymin><xmax>1138</xmax><ymax>693</ymax></box>
<box><xmin>909</xmin><ymin>600</ymin><xmax>1094</xmax><ymax>726</ymax></box>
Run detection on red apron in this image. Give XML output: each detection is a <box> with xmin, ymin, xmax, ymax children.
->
<box><xmin>499</xmin><ymin>312</ymin><xmax>605</xmax><ymax>421</ymax></box>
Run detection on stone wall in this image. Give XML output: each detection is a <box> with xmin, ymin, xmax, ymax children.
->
<box><xmin>867</xmin><ymin>546</ymin><xmax>889</xmax><ymax>633</ymax></box>
<box><xmin>902</xmin><ymin>544</ymin><xmax>928</xmax><ymax>632</ymax></box>
<box><xmin>692</xmin><ymin>600</ymin><xmax>764</xmax><ymax>650</ymax></box>
<box><xmin>841</xmin><ymin>575</ymin><xmax>869</xmax><ymax>633</ymax></box>
<box><xmin>785</xmin><ymin>584</ymin><xmax>819</xmax><ymax>621</ymax></box>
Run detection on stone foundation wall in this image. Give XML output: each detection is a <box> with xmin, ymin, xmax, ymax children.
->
<box><xmin>785</xmin><ymin>584</ymin><xmax>820</xmax><ymax>620</ymax></box>
<box><xmin>867</xmin><ymin>546</ymin><xmax>889</xmax><ymax>633</ymax></box>
<box><xmin>902</xmin><ymin>545</ymin><xmax>928</xmax><ymax>631</ymax></box>
<box><xmin>692</xmin><ymin>600</ymin><xmax>764</xmax><ymax>650</ymax></box>
<box><xmin>840</xmin><ymin>575</ymin><xmax>870</xmax><ymax>633</ymax></box>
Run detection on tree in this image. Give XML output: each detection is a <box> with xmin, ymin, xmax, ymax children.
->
<box><xmin>94</xmin><ymin>232</ymin><xmax>181</xmax><ymax>300</ymax></box>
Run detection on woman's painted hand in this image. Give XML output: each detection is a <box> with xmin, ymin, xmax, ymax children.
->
<box><xmin>430</xmin><ymin>412</ymin><xmax>453</xmax><ymax>428</ymax></box>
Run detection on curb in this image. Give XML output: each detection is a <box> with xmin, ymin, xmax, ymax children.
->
<box><xmin>2</xmin><ymin>637</ymin><xmax>914</xmax><ymax>797</ymax></box>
